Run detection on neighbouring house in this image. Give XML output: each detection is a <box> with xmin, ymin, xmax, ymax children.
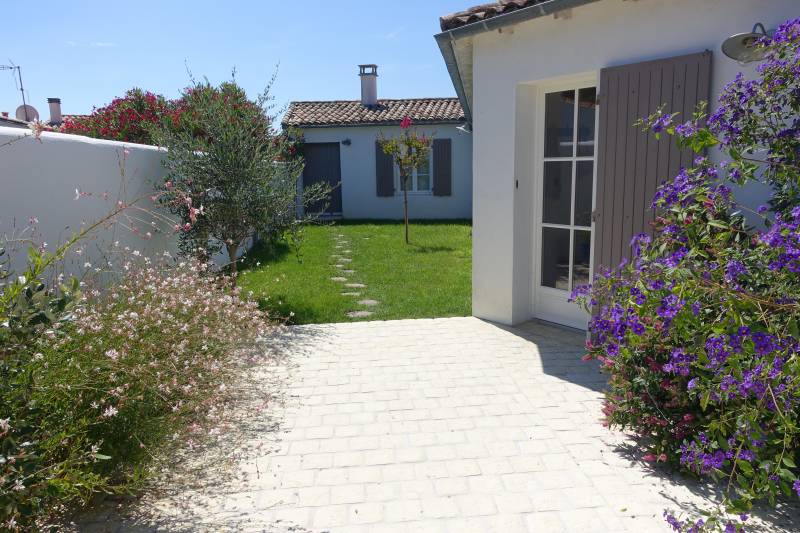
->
<box><xmin>282</xmin><ymin>65</ymin><xmax>472</xmax><ymax>219</ymax></box>
<box><xmin>1</xmin><ymin>97</ymin><xmax>70</xmax><ymax>128</ymax></box>
<box><xmin>436</xmin><ymin>0</ymin><xmax>798</xmax><ymax>329</ymax></box>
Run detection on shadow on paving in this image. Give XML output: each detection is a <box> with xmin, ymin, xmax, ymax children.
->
<box><xmin>500</xmin><ymin>320</ymin><xmax>798</xmax><ymax>531</ymax></box>
<box><xmin>73</xmin><ymin>325</ymin><xmax>333</xmax><ymax>533</ymax></box>
<box><xmin>494</xmin><ymin>319</ymin><xmax>606</xmax><ymax>394</ymax></box>
<box><xmin>612</xmin><ymin>439</ymin><xmax>800</xmax><ymax>530</ymax></box>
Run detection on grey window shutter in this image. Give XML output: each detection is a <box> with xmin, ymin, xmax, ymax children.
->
<box><xmin>594</xmin><ymin>50</ymin><xmax>711</xmax><ymax>272</ymax></box>
<box><xmin>432</xmin><ymin>138</ymin><xmax>452</xmax><ymax>196</ymax></box>
<box><xmin>375</xmin><ymin>141</ymin><xmax>394</xmax><ymax>197</ymax></box>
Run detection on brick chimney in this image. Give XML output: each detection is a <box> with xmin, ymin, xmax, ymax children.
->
<box><xmin>359</xmin><ymin>64</ymin><xmax>378</xmax><ymax>107</ymax></box>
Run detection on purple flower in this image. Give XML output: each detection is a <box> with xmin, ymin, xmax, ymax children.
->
<box><xmin>794</xmin><ymin>480</ymin><xmax>800</xmax><ymax>498</ymax></box>
<box><xmin>657</xmin><ymin>294</ymin><xmax>686</xmax><ymax>320</ymax></box>
<box><xmin>675</xmin><ymin>120</ymin><xmax>697</xmax><ymax>137</ymax></box>
<box><xmin>663</xmin><ymin>348</ymin><xmax>696</xmax><ymax>377</ymax></box>
<box><xmin>687</xmin><ymin>378</ymin><xmax>699</xmax><ymax>390</ymax></box>
<box><xmin>724</xmin><ymin>260</ymin><xmax>747</xmax><ymax>284</ymax></box>
<box><xmin>651</xmin><ymin>113</ymin><xmax>673</xmax><ymax>134</ymax></box>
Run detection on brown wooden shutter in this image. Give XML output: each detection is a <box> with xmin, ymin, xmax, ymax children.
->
<box><xmin>594</xmin><ymin>50</ymin><xmax>711</xmax><ymax>271</ymax></box>
<box><xmin>375</xmin><ymin>141</ymin><xmax>394</xmax><ymax>197</ymax></box>
<box><xmin>432</xmin><ymin>138</ymin><xmax>452</xmax><ymax>196</ymax></box>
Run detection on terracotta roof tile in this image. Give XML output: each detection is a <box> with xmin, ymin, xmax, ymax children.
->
<box><xmin>440</xmin><ymin>0</ymin><xmax>547</xmax><ymax>31</ymax></box>
<box><xmin>282</xmin><ymin>98</ymin><xmax>464</xmax><ymax>128</ymax></box>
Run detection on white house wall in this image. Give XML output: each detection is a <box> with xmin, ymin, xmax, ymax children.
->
<box><xmin>299</xmin><ymin>124</ymin><xmax>472</xmax><ymax>219</ymax></box>
<box><xmin>470</xmin><ymin>0</ymin><xmax>798</xmax><ymax>325</ymax></box>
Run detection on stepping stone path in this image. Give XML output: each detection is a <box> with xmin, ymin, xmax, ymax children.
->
<box><xmin>345</xmin><ymin>310</ymin><xmax>373</xmax><ymax>318</ymax></box>
<box><xmin>330</xmin><ymin>230</ymin><xmax>381</xmax><ymax>319</ymax></box>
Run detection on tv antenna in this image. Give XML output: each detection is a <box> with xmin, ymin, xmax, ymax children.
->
<box><xmin>1</xmin><ymin>61</ymin><xmax>30</xmax><ymax>120</ymax></box>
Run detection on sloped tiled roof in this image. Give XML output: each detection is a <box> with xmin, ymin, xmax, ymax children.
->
<box><xmin>282</xmin><ymin>98</ymin><xmax>465</xmax><ymax>128</ymax></box>
<box><xmin>440</xmin><ymin>0</ymin><xmax>548</xmax><ymax>31</ymax></box>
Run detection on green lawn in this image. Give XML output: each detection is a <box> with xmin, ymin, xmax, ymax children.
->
<box><xmin>239</xmin><ymin>220</ymin><xmax>471</xmax><ymax>324</ymax></box>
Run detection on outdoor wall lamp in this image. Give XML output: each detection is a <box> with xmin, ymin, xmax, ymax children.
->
<box><xmin>341</xmin><ymin>138</ymin><xmax>352</xmax><ymax>146</ymax></box>
<box><xmin>722</xmin><ymin>22</ymin><xmax>773</xmax><ymax>64</ymax></box>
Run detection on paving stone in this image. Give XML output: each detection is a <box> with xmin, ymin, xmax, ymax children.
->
<box><xmin>346</xmin><ymin>311</ymin><xmax>373</xmax><ymax>318</ymax></box>
<box><xmin>345</xmin><ymin>283</ymin><xmax>365</xmax><ymax>288</ymax></box>
<box><xmin>79</xmin><ymin>318</ymin><xmax>800</xmax><ymax>532</ymax></box>
<box><xmin>341</xmin><ymin>292</ymin><xmax>361</xmax><ymax>297</ymax></box>
<box><xmin>357</xmin><ymin>299</ymin><xmax>379</xmax><ymax>307</ymax></box>
<box><xmin>330</xmin><ymin>276</ymin><xmax>348</xmax><ymax>282</ymax></box>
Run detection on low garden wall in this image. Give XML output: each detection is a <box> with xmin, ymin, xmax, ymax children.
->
<box><xmin>0</xmin><ymin>126</ymin><xmax>176</xmax><ymax>274</ymax></box>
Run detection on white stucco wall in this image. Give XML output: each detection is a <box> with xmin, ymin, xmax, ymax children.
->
<box><xmin>298</xmin><ymin>124</ymin><xmax>472</xmax><ymax>219</ymax></box>
<box><xmin>0</xmin><ymin>127</ymin><xmax>176</xmax><ymax>274</ymax></box>
<box><xmin>468</xmin><ymin>0</ymin><xmax>798</xmax><ymax>325</ymax></box>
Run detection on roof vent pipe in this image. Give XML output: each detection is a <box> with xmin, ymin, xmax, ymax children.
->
<box><xmin>359</xmin><ymin>64</ymin><xmax>378</xmax><ymax>107</ymax></box>
<box><xmin>47</xmin><ymin>97</ymin><xmax>62</xmax><ymax>125</ymax></box>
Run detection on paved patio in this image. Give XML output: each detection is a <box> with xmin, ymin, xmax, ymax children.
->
<box><xmin>87</xmin><ymin>317</ymin><xmax>798</xmax><ymax>532</ymax></box>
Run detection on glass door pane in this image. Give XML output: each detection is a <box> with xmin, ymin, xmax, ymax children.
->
<box><xmin>541</xmin><ymin>227</ymin><xmax>570</xmax><ymax>290</ymax></box>
<box><xmin>577</xmin><ymin>88</ymin><xmax>597</xmax><ymax>156</ymax></box>
<box><xmin>544</xmin><ymin>90</ymin><xmax>575</xmax><ymax>157</ymax></box>
<box><xmin>540</xmin><ymin>86</ymin><xmax>596</xmax><ymax>293</ymax></box>
<box><xmin>574</xmin><ymin>161</ymin><xmax>593</xmax><ymax>227</ymax></box>
<box><xmin>542</xmin><ymin>161</ymin><xmax>572</xmax><ymax>225</ymax></box>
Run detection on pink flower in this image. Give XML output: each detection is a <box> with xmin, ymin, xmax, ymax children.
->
<box><xmin>400</xmin><ymin>116</ymin><xmax>412</xmax><ymax>129</ymax></box>
<box><xmin>642</xmin><ymin>453</ymin><xmax>657</xmax><ymax>462</ymax></box>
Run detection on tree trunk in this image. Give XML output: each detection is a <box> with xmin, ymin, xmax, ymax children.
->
<box><xmin>226</xmin><ymin>241</ymin><xmax>239</xmax><ymax>284</ymax></box>
<box><xmin>403</xmin><ymin>186</ymin><xmax>409</xmax><ymax>244</ymax></box>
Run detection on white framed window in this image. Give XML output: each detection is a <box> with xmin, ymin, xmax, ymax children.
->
<box><xmin>395</xmin><ymin>152</ymin><xmax>433</xmax><ymax>194</ymax></box>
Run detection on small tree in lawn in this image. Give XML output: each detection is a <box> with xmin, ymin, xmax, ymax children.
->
<box><xmin>155</xmin><ymin>77</ymin><xmax>329</xmax><ymax>280</ymax></box>
<box><xmin>379</xmin><ymin>116</ymin><xmax>432</xmax><ymax>244</ymax></box>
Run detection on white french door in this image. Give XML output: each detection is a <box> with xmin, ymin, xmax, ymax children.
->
<box><xmin>533</xmin><ymin>79</ymin><xmax>598</xmax><ymax>330</ymax></box>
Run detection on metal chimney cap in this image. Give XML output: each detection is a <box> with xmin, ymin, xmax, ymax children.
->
<box><xmin>358</xmin><ymin>64</ymin><xmax>378</xmax><ymax>76</ymax></box>
<box><xmin>47</xmin><ymin>97</ymin><xmax>61</xmax><ymax>103</ymax></box>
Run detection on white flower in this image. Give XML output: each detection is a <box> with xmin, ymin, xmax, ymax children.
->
<box><xmin>105</xmin><ymin>348</ymin><xmax>120</xmax><ymax>360</ymax></box>
<box><xmin>84</xmin><ymin>262</ymin><xmax>92</xmax><ymax>268</ymax></box>
<box><xmin>0</xmin><ymin>418</ymin><xmax>10</xmax><ymax>432</ymax></box>
<box><xmin>102</xmin><ymin>406</ymin><xmax>119</xmax><ymax>418</ymax></box>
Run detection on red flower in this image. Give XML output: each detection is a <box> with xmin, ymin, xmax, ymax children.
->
<box><xmin>400</xmin><ymin>116</ymin><xmax>412</xmax><ymax>129</ymax></box>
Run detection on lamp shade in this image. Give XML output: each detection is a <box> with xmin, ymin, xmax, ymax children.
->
<box><xmin>721</xmin><ymin>23</ymin><xmax>770</xmax><ymax>63</ymax></box>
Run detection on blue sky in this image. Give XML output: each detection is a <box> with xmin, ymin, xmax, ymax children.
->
<box><xmin>1</xmin><ymin>0</ymin><xmax>469</xmax><ymax>119</ymax></box>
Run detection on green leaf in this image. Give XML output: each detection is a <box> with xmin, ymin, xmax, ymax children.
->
<box><xmin>93</xmin><ymin>453</ymin><xmax>112</xmax><ymax>460</ymax></box>
<box><xmin>782</xmin><ymin>456</ymin><xmax>796</xmax><ymax>468</ymax></box>
<box><xmin>700</xmin><ymin>391</ymin><xmax>711</xmax><ymax>411</ymax></box>
<box><xmin>737</xmin><ymin>460</ymin><xmax>754</xmax><ymax>476</ymax></box>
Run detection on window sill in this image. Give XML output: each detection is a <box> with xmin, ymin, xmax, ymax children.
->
<box><xmin>394</xmin><ymin>191</ymin><xmax>433</xmax><ymax>197</ymax></box>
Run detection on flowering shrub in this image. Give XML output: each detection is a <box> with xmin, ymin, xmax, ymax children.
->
<box><xmin>571</xmin><ymin>18</ymin><xmax>800</xmax><ymax>530</ymax></box>
<box><xmin>60</xmin><ymin>88</ymin><xmax>172</xmax><ymax>145</ymax></box>
<box><xmin>378</xmin><ymin>116</ymin><xmax>433</xmax><ymax>244</ymax></box>
<box><xmin>1</xmin><ymin>243</ymin><xmax>269</xmax><ymax>530</ymax></box>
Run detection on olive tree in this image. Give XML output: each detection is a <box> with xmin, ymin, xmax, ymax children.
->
<box><xmin>155</xmin><ymin>77</ymin><xmax>328</xmax><ymax>278</ymax></box>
